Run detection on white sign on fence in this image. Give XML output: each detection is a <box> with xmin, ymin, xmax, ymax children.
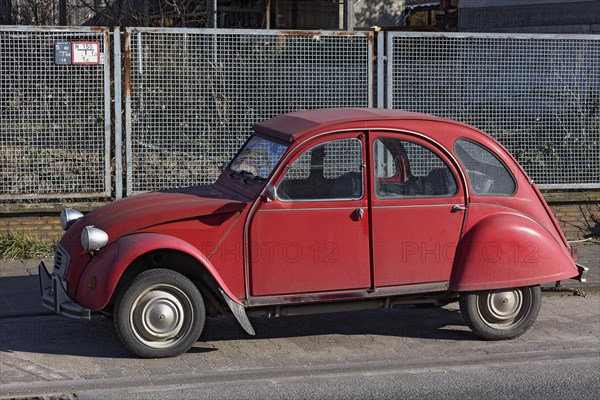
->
<box><xmin>72</xmin><ymin>41</ymin><xmax>100</xmax><ymax>65</ymax></box>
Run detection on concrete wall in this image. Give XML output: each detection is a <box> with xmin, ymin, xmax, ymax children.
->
<box><xmin>459</xmin><ymin>0</ymin><xmax>600</xmax><ymax>33</ymax></box>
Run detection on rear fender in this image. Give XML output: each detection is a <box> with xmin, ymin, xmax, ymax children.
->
<box><xmin>450</xmin><ymin>213</ymin><xmax>578</xmax><ymax>292</ymax></box>
<box><xmin>75</xmin><ymin>232</ymin><xmax>243</xmax><ymax>311</ymax></box>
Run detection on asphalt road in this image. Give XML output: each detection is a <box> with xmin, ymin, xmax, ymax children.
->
<box><xmin>0</xmin><ymin>242</ymin><xmax>598</xmax><ymax>399</ymax></box>
<box><xmin>78</xmin><ymin>353</ymin><xmax>599</xmax><ymax>400</ymax></box>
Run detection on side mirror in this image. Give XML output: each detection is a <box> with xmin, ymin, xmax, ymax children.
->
<box><xmin>264</xmin><ymin>184</ymin><xmax>277</xmax><ymax>202</ymax></box>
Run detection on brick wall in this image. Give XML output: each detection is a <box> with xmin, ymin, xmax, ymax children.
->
<box><xmin>550</xmin><ymin>203</ymin><xmax>599</xmax><ymax>241</ymax></box>
<box><xmin>0</xmin><ymin>198</ymin><xmax>598</xmax><ymax>244</ymax></box>
<box><xmin>0</xmin><ymin>203</ymin><xmax>103</xmax><ymax>244</ymax></box>
<box><xmin>0</xmin><ymin>214</ymin><xmax>63</xmax><ymax>243</ymax></box>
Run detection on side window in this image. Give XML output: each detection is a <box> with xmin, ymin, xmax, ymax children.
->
<box><xmin>454</xmin><ymin>139</ymin><xmax>516</xmax><ymax>196</ymax></box>
<box><xmin>374</xmin><ymin>138</ymin><xmax>457</xmax><ymax>198</ymax></box>
<box><xmin>278</xmin><ymin>138</ymin><xmax>363</xmax><ymax>201</ymax></box>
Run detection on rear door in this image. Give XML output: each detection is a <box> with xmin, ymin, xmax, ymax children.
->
<box><xmin>370</xmin><ymin>132</ymin><xmax>466</xmax><ymax>287</ymax></box>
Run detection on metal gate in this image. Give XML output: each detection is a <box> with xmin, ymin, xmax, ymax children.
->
<box><xmin>383</xmin><ymin>32</ymin><xmax>600</xmax><ymax>189</ymax></box>
<box><xmin>124</xmin><ymin>27</ymin><xmax>373</xmax><ymax>195</ymax></box>
<box><xmin>0</xmin><ymin>26</ymin><xmax>111</xmax><ymax>199</ymax></box>
<box><xmin>2</xmin><ymin>27</ymin><xmax>598</xmax><ymax>200</ymax></box>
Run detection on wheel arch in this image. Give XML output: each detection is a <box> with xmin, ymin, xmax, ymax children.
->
<box><xmin>450</xmin><ymin>212</ymin><xmax>578</xmax><ymax>292</ymax></box>
<box><xmin>108</xmin><ymin>249</ymin><xmax>231</xmax><ymax>317</ymax></box>
<box><xmin>75</xmin><ymin>232</ymin><xmax>243</xmax><ymax>313</ymax></box>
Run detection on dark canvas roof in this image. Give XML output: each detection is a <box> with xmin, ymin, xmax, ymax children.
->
<box><xmin>253</xmin><ymin>108</ymin><xmax>449</xmax><ymax>142</ymax></box>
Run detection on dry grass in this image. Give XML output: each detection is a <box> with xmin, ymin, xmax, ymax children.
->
<box><xmin>0</xmin><ymin>231</ymin><xmax>54</xmax><ymax>260</ymax></box>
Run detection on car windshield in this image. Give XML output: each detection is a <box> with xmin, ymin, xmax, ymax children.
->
<box><xmin>228</xmin><ymin>135</ymin><xmax>288</xmax><ymax>180</ymax></box>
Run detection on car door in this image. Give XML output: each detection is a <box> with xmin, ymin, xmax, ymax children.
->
<box><xmin>370</xmin><ymin>132</ymin><xmax>466</xmax><ymax>287</ymax></box>
<box><xmin>249</xmin><ymin>133</ymin><xmax>371</xmax><ymax>296</ymax></box>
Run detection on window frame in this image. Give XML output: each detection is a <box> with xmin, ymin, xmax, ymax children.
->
<box><xmin>453</xmin><ymin>138</ymin><xmax>517</xmax><ymax>197</ymax></box>
<box><xmin>275</xmin><ymin>137</ymin><xmax>365</xmax><ymax>203</ymax></box>
<box><xmin>372</xmin><ymin>136</ymin><xmax>459</xmax><ymax>200</ymax></box>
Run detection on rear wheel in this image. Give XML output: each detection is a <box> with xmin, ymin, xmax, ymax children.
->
<box><xmin>460</xmin><ymin>285</ymin><xmax>541</xmax><ymax>340</ymax></box>
<box><xmin>114</xmin><ymin>269</ymin><xmax>205</xmax><ymax>358</ymax></box>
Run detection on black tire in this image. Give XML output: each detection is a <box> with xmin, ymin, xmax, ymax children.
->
<box><xmin>114</xmin><ymin>269</ymin><xmax>205</xmax><ymax>358</ymax></box>
<box><xmin>459</xmin><ymin>285</ymin><xmax>541</xmax><ymax>340</ymax></box>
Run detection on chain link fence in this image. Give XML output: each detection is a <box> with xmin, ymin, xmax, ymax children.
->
<box><xmin>125</xmin><ymin>27</ymin><xmax>373</xmax><ymax>195</ymax></box>
<box><xmin>0</xmin><ymin>26</ymin><xmax>111</xmax><ymax>200</ymax></box>
<box><xmin>387</xmin><ymin>32</ymin><xmax>600</xmax><ymax>189</ymax></box>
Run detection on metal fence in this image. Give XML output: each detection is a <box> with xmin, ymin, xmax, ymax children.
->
<box><xmin>385</xmin><ymin>32</ymin><xmax>600</xmax><ymax>189</ymax></box>
<box><xmin>125</xmin><ymin>27</ymin><xmax>373</xmax><ymax>195</ymax></box>
<box><xmin>0</xmin><ymin>26</ymin><xmax>111</xmax><ymax>199</ymax></box>
<box><xmin>1</xmin><ymin>27</ymin><xmax>599</xmax><ymax>200</ymax></box>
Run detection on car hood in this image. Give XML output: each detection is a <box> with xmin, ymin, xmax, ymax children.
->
<box><xmin>66</xmin><ymin>185</ymin><xmax>245</xmax><ymax>244</ymax></box>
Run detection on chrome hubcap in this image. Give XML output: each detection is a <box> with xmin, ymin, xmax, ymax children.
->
<box><xmin>478</xmin><ymin>288</ymin><xmax>527</xmax><ymax>329</ymax></box>
<box><xmin>139</xmin><ymin>290</ymin><xmax>183</xmax><ymax>340</ymax></box>
<box><xmin>130</xmin><ymin>285</ymin><xmax>193</xmax><ymax>349</ymax></box>
<box><xmin>487</xmin><ymin>290</ymin><xmax>521</xmax><ymax>321</ymax></box>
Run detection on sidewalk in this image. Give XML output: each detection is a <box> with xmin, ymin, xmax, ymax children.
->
<box><xmin>0</xmin><ymin>256</ymin><xmax>53</xmax><ymax>318</ymax></box>
<box><xmin>0</xmin><ymin>243</ymin><xmax>598</xmax><ymax>319</ymax></box>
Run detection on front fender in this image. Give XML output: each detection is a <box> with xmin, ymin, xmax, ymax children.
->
<box><xmin>450</xmin><ymin>213</ymin><xmax>578</xmax><ymax>292</ymax></box>
<box><xmin>75</xmin><ymin>232</ymin><xmax>243</xmax><ymax>311</ymax></box>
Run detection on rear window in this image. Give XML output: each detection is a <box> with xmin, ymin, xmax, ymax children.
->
<box><xmin>454</xmin><ymin>139</ymin><xmax>516</xmax><ymax>196</ymax></box>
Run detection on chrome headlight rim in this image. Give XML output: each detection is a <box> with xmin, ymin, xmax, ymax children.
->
<box><xmin>60</xmin><ymin>208</ymin><xmax>84</xmax><ymax>231</ymax></box>
<box><xmin>81</xmin><ymin>225</ymin><xmax>109</xmax><ymax>252</ymax></box>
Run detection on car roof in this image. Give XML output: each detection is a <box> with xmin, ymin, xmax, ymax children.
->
<box><xmin>253</xmin><ymin>108</ymin><xmax>466</xmax><ymax>142</ymax></box>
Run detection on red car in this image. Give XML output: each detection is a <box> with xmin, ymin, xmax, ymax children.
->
<box><xmin>40</xmin><ymin>109</ymin><xmax>587</xmax><ymax>358</ymax></box>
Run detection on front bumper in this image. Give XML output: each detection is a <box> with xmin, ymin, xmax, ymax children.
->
<box><xmin>39</xmin><ymin>261</ymin><xmax>91</xmax><ymax>319</ymax></box>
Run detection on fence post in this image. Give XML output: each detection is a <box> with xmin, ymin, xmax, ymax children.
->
<box><xmin>124</xmin><ymin>28</ymin><xmax>133</xmax><ymax>196</ymax></box>
<box><xmin>385</xmin><ymin>32</ymin><xmax>393</xmax><ymax>109</ymax></box>
<box><xmin>377</xmin><ymin>31</ymin><xmax>385</xmax><ymax>109</ymax></box>
<box><xmin>114</xmin><ymin>27</ymin><xmax>123</xmax><ymax>199</ymax></box>
<box><xmin>103</xmin><ymin>29</ymin><xmax>112</xmax><ymax>199</ymax></box>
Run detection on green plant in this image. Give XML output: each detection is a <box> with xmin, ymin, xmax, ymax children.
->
<box><xmin>0</xmin><ymin>231</ymin><xmax>54</xmax><ymax>260</ymax></box>
<box><xmin>572</xmin><ymin>289</ymin><xmax>587</xmax><ymax>298</ymax></box>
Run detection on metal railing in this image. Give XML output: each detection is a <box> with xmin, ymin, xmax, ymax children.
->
<box><xmin>0</xmin><ymin>26</ymin><xmax>112</xmax><ymax>199</ymax></box>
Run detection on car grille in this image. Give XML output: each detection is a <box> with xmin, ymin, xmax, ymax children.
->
<box><xmin>53</xmin><ymin>244</ymin><xmax>71</xmax><ymax>280</ymax></box>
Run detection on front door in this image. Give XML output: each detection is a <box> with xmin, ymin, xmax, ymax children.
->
<box><xmin>249</xmin><ymin>133</ymin><xmax>371</xmax><ymax>296</ymax></box>
<box><xmin>370</xmin><ymin>133</ymin><xmax>466</xmax><ymax>287</ymax></box>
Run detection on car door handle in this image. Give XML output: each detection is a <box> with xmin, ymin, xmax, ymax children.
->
<box><xmin>452</xmin><ymin>204</ymin><xmax>467</xmax><ymax>213</ymax></box>
<box><xmin>355</xmin><ymin>208</ymin><xmax>364</xmax><ymax>219</ymax></box>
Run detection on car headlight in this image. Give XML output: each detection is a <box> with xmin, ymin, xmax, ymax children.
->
<box><xmin>60</xmin><ymin>208</ymin><xmax>84</xmax><ymax>231</ymax></box>
<box><xmin>81</xmin><ymin>226</ymin><xmax>109</xmax><ymax>252</ymax></box>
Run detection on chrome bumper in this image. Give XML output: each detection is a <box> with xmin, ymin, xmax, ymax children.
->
<box><xmin>574</xmin><ymin>263</ymin><xmax>589</xmax><ymax>283</ymax></box>
<box><xmin>39</xmin><ymin>261</ymin><xmax>90</xmax><ymax>320</ymax></box>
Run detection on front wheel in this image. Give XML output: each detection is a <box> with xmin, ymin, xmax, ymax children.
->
<box><xmin>114</xmin><ymin>269</ymin><xmax>206</xmax><ymax>358</ymax></box>
<box><xmin>460</xmin><ymin>285</ymin><xmax>541</xmax><ymax>340</ymax></box>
